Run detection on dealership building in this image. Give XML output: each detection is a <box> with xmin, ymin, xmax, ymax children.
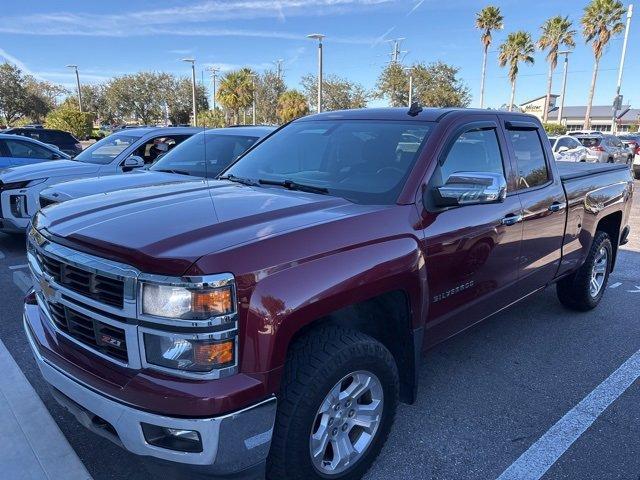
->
<box><xmin>520</xmin><ymin>95</ymin><xmax>639</xmax><ymax>132</ymax></box>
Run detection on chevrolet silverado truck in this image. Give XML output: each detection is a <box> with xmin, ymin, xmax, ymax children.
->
<box><xmin>0</xmin><ymin>126</ymin><xmax>198</xmax><ymax>232</ymax></box>
<box><xmin>38</xmin><ymin>126</ymin><xmax>275</xmax><ymax>209</ymax></box>
<box><xmin>24</xmin><ymin>108</ymin><xmax>633</xmax><ymax>480</ymax></box>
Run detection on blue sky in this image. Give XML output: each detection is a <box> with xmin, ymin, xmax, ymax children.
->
<box><xmin>0</xmin><ymin>0</ymin><xmax>637</xmax><ymax>109</ymax></box>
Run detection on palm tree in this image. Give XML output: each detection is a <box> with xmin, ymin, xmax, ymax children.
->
<box><xmin>277</xmin><ymin>90</ymin><xmax>309</xmax><ymax>123</ymax></box>
<box><xmin>498</xmin><ymin>31</ymin><xmax>535</xmax><ymax>111</ymax></box>
<box><xmin>582</xmin><ymin>0</ymin><xmax>625</xmax><ymax>128</ymax></box>
<box><xmin>216</xmin><ymin>68</ymin><xmax>254</xmax><ymax>124</ymax></box>
<box><xmin>475</xmin><ymin>6</ymin><xmax>504</xmax><ymax>108</ymax></box>
<box><xmin>538</xmin><ymin>16</ymin><xmax>576</xmax><ymax>122</ymax></box>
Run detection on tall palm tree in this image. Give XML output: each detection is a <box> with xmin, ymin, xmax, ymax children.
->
<box><xmin>538</xmin><ymin>16</ymin><xmax>576</xmax><ymax>122</ymax></box>
<box><xmin>475</xmin><ymin>6</ymin><xmax>504</xmax><ymax>108</ymax></box>
<box><xmin>498</xmin><ymin>31</ymin><xmax>535</xmax><ymax>111</ymax></box>
<box><xmin>216</xmin><ymin>68</ymin><xmax>254</xmax><ymax>124</ymax></box>
<box><xmin>582</xmin><ymin>0</ymin><xmax>625</xmax><ymax>128</ymax></box>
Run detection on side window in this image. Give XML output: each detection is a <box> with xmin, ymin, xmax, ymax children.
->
<box><xmin>507</xmin><ymin>129</ymin><xmax>550</xmax><ymax>190</ymax></box>
<box><xmin>440</xmin><ymin>128</ymin><xmax>505</xmax><ymax>182</ymax></box>
<box><xmin>5</xmin><ymin>139</ymin><xmax>54</xmax><ymax>160</ymax></box>
<box><xmin>555</xmin><ymin>138</ymin><xmax>571</xmax><ymax>150</ymax></box>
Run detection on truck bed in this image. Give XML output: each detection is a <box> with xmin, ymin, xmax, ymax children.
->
<box><xmin>556</xmin><ymin>161</ymin><xmax>630</xmax><ymax>181</ymax></box>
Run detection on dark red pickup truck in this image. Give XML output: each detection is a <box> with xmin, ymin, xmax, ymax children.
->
<box><xmin>24</xmin><ymin>108</ymin><xmax>633</xmax><ymax>480</ymax></box>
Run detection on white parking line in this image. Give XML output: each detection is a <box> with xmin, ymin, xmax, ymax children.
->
<box><xmin>609</xmin><ymin>282</ymin><xmax>622</xmax><ymax>289</ymax></box>
<box><xmin>8</xmin><ymin>264</ymin><xmax>28</xmax><ymax>270</ymax></box>
<box><xmin>496</xmin><ymin>348</ymin><xmax>640</xmax><ymax>480</ymax></box>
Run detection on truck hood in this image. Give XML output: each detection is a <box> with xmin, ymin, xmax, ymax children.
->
<box><xmin>0</xmin><ymin>160</ymin><xmax>99</xmax><ymax>183</ymax></box>
<box><xmin>40</xmin><ymin>170</ymin><xmax>200</xmax><ymax>202</ymax></box>
<box><xmin>36</xmin><ymin>180</ymin><xmax>364</xmax><ymax>275</ymax></box>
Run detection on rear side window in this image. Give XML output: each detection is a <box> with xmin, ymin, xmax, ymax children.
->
<box><xmin>5</xmin><ymin>139</ymin><xmax>54</xmax><ymax>159</ymax></box>
<box><xmin>46</xmin><ymin>131</ymin><xmax>75</xmax><ymax>143</ymax></box>
<box><xmin>507</xmin><ymin>130</ymin><xmax>549</xmax><ymax>190</ymax></box>
<box><xmin>440</xmin><ymin>128</ymin><xmax>505</xmax><ymax>182</ymax></box>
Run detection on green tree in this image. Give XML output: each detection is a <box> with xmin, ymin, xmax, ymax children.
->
<box><xmin>538</xmin><ymin>16</ymin><xmax>576</xmax><ymax>122</ymax></box>
<box><xmin>375</xmin><ymin>62</ymin><xmax>409</xmax><ymax>107</ymax></box>
<box><xmin>24</xmin><ymin>77</ymin><xmax>66</xmax><ymax>122</ymax></box>
<box><xmin>301</xmin><ymin>74</ymin><xmax>368</xmax><ymax>112</ymax></box>
<box><xmin>197</xmin><ymin>108</ymin><xmax>226</xmax><ymax>128</ymax></box>
<box><xmin>411</xmin><ymin>62</ymin><xmax>471</xmax><ymax>107</ymax></box>
<box><xmin>277</xmin><ymin>90</ymin><xmax>309</xmax><ymax>123</ymax></box>
<box><xmin>254</xmin><ymin>70</ymin><xmax>286</xmax><ymax>125</ymax></box>
<box><xmin>163</xmin><ymin>76</ymin><xmax>208</xmax><ymax>126</ymax></box>
<box><xmin>498</xmin><ymin>31</ymin><xmax>535</xmax><ymax>111</ymax></box>
<box><xmin>475</xmin><ymin>5</ymin><xmax>504</xmax><ymax>108</ymax></box>
<box><xmin>45</xmin><ymin>104</ymin><xmax>94</xmax><ymax>139</ymax></box>
<box><xmin>0</xmin><ymin>63</ymin><xmax>29</xmax><ymax>125</ymax></box>
<box><xmin>582</xmin><ymin>0</ymin><xmax>625</xmax><ymax>128</ymax></box>
<box><xmin>542</xmin><ymin>122</ymin><xmax>568</xmax><ymax>135</ymax></box>
<box><xmin>217</xmin><ymin>68</ymin><xmax>254</xmax><ymax>124</ymax></box>
<box><xmin>104</xmin><ymin>72</ymin><xmax>167</xmax><ymax>125</ymax></box>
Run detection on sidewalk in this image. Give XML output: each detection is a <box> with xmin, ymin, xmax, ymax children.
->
<box><xmin>0</xmin><ymin>339</ymin><xmax>92</xmax><ymax>480</ymax></box>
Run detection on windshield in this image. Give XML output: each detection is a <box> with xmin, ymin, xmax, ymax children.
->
<box><xmin>577</xmin><ymin>137</ymin><xmax>601</xmax><ymax>148</ymax></box>
<box><xmin>150</xmin><ymin>132</ymin><xmax>259</xmax><ymax>178</ymax></box>
<box><xmin>222</xmin><ymin>120</ymin><xmax>432</xmax><ymax>204</ymax></box>
<box><xmin>73</xmin><ymin>133</ymin><xmax>141</xmax><ymax>165</ymax></box>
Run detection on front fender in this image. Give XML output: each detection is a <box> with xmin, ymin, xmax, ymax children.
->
<box><xmin>240</xmin><ymin>237</ymin><xmax>426</xmax><ymax>373</ymax></box>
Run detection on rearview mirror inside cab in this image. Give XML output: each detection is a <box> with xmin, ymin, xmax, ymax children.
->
<box><xmin>433</xmin><ymin>171</ymin><xmax>507</xmax><ymax>207</ymax></box>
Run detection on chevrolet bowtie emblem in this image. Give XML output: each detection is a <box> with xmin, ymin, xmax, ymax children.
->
<box><xmin>39</xmin><ymin>276</ymin><xmax>57</xmax><ymax>303</ymax></box>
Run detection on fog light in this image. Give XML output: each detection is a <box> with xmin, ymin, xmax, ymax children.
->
<box><xmin>10</xmin><ymin>195</ymin><xmax>28</xmax><ymax>218</ymax></box>
<box><xmin>141</xmin><ymin>423</ymin><xmax>203</xmax><ymax>453</ymax></box>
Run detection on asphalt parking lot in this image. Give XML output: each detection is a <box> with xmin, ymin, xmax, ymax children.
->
<box><xmin>0</xmin><ymin>181</ymin><xmax>638</xmax><ymax>480</ymax></box>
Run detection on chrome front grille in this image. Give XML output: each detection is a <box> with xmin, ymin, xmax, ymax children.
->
<box><xmin>48</xmin><ymin>301</ymin><xmax>128</xmax><ymax>362</ymax></box>
<box><xmin>37</xmin><ymin>251</ymin><xmax>125</xmax><ymax>308</ymax></box>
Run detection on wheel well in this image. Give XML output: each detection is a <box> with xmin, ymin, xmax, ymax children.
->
<box><xmin>287</xmin><ymin>290</ymin><xmax>418</xmax><ymax>404</ymax></box>
<box><xmin>596</xmin><ymin>211</ymin><xmax>622</xmax><ymax>269</ymax></box>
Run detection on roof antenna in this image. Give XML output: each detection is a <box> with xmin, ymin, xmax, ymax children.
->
<box><xmin>408</xmin><ymin>101</ymin><xmax>423</xmax><ymax>117</ymax></box>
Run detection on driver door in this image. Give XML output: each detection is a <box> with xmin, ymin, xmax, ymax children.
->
<box><xmin>418</xmin><ymin>117</ymin><xmax>523</xmax><ymax>347</ymax></box>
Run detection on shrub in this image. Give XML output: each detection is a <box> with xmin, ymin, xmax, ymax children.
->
<box><xmin>542</xmin><ymin>122</ymin><xmax>567</xmax><ymax>136</ymax></box>
<box><xmin>45</xmin><ymin>105</ymin><xmax>94</xmax><ymax>139</ymax></box>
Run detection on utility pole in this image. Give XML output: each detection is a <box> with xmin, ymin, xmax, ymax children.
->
<box><xmin>307</xmin><ymin>34</ymin><xmax>325</xmax><ymax>113</ymax></box>
<box><xmin>556</xmin><ymin>51</ymin><xmax>572</xmax><ymax>125</ymax></box>
<box><xmin>66</xmin><ymin>65</ymin><xmax>83</xmax><ymax>112</ymax></box>
<box><xmin>208</xmin><ymin>67</ymin><xmax>219</xmax><ymax>111</ymax></box>
<box><xmin>404</xmin><ymin>67</ymin><xmax>413</xmax><ymax>106</ymax></box>
<box><xmin>386</xmin><ymin>38</ymin><xmax>407</xmax><ymax>64</ymax></box>
<box><xmin>274</xmin><ymin>59</ymin><xmax>284</xmax><ymax>79</ymax></box>
<box><xmin>611</xmin><ymin>4</ymin><xmax>633</xmax><ymax>133</ymax></box>
<box><xmin>182</xmin><ymin>58</ymin><xmax>197</xmax><ymax>127</ymax></box>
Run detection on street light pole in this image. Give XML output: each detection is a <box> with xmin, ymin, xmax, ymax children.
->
<box><xmin>307</xmin><ymin>34</ymin><xmax>325</xmax><ymax>113</ymax></box>
<box><xmin>66</xmin><ymin>65</ymin><xmax>83</xmax><ymax>112</ymax></box>
<box><xmin>556</xmin><ymin>51</ymin><xmax>572</xmax><ymax>125</ymax></box>
<box><xmin>404</xmin><ymin>67</ymin><xmax>413</xmax><ymax>106</ymax></box>
<box><xmin>251</xmin><ymin>74</ymin><xmax>257</xmax><ymax>125</ymax></box>
<box><xmin>182</xmin><ymin>58</ymin><xmax>197</xmax><ymax>127</ymax></box>
<box><xmin>611</xmin><ymin>4</ymin><xmax>633</xmax><ymax>133</ymax></box>
<box><xmin>208</xmin><ymin>67</ymin><xmax>219</xmax><ymax>111</ymax></box>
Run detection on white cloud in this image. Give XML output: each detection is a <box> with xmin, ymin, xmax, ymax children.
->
<box><xmin>407</xmin><ymin>0</ymin><xmax>425</xmax><ymax>16</ymax></box>
<box><xmin>0</xmin><ymin>0</ymin><xmax>395</xmax><ymax>40</ymax></box>
<box><xmin>0</xmin><ymin>47</ymin><xmax>41</xmax><ymax>79</ymax></box>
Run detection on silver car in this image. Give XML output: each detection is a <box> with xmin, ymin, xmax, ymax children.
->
<box><xmin>548</xmin><ymin>135</ymin><xmax>589</xmax><ymax>162</ymax></box>
<box><xmin>574</xmin><ymin>134</ymin><xmax>629</xmax><ymax>164</ymax></box>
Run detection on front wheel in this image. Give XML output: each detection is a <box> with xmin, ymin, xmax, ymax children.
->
<box><xmin>556</xmin><ymin>231</ymin><xmax>612</xmax><ymax>311</ymax></box>
<box><xmin>267</xmin><ymin>327</ymin><xmax>399</xmax><ymax>480</ymax></box>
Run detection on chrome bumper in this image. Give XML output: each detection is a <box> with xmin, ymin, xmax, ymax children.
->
<box><xmin>24</xmin><ymin>315</ymin><xmax>276</xmax><ymax>475</ymax></box>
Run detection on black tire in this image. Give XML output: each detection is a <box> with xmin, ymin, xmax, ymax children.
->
<box><xmin>556</xmin><ymin>231</ymin><xmax>613</xmax><ymax>311</ymax></box>
<box><xmin>267</xmin><ymin>326</ymin><xmax>399</xmax><ymax>480</ymax></box>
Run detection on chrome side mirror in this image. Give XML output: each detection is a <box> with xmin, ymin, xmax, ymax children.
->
<box><xmin>434</xmin><ymin>171</ymin><xmax>507</xmax><ymax>207</ymax></box>
<box><xmin>123</xmin><ymin>155</ymin><xmax>145</xmax><ymax>168</ymax></box>
<box><xmin>557</xmin><ymin>146</ymin><xmax>570</xmax><ymax>154</ymax></box>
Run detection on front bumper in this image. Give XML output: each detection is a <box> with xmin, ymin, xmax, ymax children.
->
<box><xmin>24</xmin><ymin>311</ymin><xmax>277</xmax><ymax>475</ymax></box>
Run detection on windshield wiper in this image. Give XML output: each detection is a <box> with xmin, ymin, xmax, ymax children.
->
<box><xmin>154</xmin><ymin>168</ymin><xmax>192</xmax><ymax>176</ymax></box>
<box><xmin>218</xmin><ymin>174</ymin><xmax>260</xmax><ymax>186</ymax></box>
<box><xmin>259</xmin><ymin>178</ymin><xmax>329</xmax><ymax>195</ymax></box>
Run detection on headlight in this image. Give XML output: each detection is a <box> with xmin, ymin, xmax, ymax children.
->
<box><xmin>142</xmin><ymin>283</ymin><xmax>234</xmax><ymax>319</ymax></box>
<box><xmin>143</xmin><ymin>333</ymin><xmax>235</xmax><ymax>372</ymax></box>
<box><xmin>0</xmin><ymin>178</ymin><xmax>47</xmax><ymax>191</ymax></box>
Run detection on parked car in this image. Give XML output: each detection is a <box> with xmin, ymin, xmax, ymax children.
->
<box><xmin>0</xmin><ymin>133</ymin><xmax>69</xmax><ymax>169</ymax></box>
<box><xmin>619</xmin><ymin>134</ymin><xmax>640</xmax><ymax>179</ymax></box>
<box><xmin>0</xmin><ymin>126</ymin><xmax>199</xmax><ymax>232</ymax></box>
<box><xmin>548</xmin><ymin>135</ymin><xmax>589</xmax><ymax>162</ymax></box>
<box><xmin>5</xmin><ymin>127</ymin><xmax>83</xmax><ymax>157</ymax></box>
<box><xmin>574</xmin><ymin>133</ymin><xmax>629</xmax><ymax>164</ymax></box>
<box><xmin>24</xmin><ymin>108</ymin><xmax>632</xmax><ymax>480</ymax></box>
<box><xmin>39</xmin><ymin>126</ymin><xmax>275</xmax><ymax>208</ymax></box>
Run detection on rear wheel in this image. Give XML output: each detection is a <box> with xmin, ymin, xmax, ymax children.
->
<box><xmin>557</xmin><ymin>231</ymin><xmax>612</xmax><ymax>311</ymax></box>
<box><xmin>267</xmin><ymin>326</ymin><xmax>399</xmax><ymax>480</ymax></box>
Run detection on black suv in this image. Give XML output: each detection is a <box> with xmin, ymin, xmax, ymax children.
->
<box><xmin>5</xmin><ymin>128</ymin><xmax>82</xmax><ymax>157</ymax></box>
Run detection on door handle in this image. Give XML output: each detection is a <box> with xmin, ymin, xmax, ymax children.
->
<box><xmin>501</xmin><ymin>214</ymin><xmax>523</xmax><ymax>226</ymax></box>
<box><xmin>548</xmin><ymin>202</ymin><xmax>566</xmax><ymax>213</ymax></box>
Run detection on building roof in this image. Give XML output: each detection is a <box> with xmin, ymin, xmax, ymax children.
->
<box><xmin>521</xmin><ymin>94</ymin><xmax>560</xmax><ymax>105</ymax></box>
<box><xmin>618</xmin><ymin>108</ymin><xmax>640</xmax><ymax>123</ymax></box>
<box><xmin>552</xmin><ymin>105</ymin><xmax>631</xmax><ymax>120</ymax></box>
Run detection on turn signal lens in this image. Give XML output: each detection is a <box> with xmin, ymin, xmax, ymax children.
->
<box><xmin>194</xmin><ymin>340</ymin><xmax>234</xmax><ymax>366</ymax></box>
<box><xmin>192</xmin><ymin>288</ymin><xmax>233</xmax><ymax>316</ymax></box>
